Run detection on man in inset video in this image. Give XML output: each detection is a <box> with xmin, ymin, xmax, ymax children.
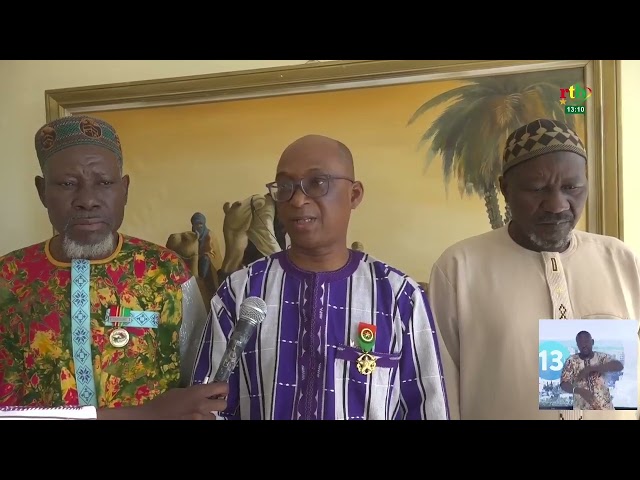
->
<box><xmin>560</xmin><ymin>331</ymin><xmax>624</xmax><ymax>410</ymax></box>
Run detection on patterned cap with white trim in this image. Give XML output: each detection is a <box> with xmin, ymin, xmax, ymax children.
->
<box><xmin>502</xmin><ymin>118</ymin><xmax>586</xmax><ymax>175</ymax></box>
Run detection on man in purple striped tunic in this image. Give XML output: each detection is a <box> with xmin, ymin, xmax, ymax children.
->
<box><xmin>191</xmin><ymin>134</ymin><xmax>449</xmax><ymax>420</ymax></box>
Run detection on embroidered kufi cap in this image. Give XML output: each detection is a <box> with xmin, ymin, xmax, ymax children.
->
<box><xmin>502</xmin><ymin>118</ymin><xmax>586</xmax><ymax>175</ymax></box>
<box><xmin>34</xmin><ymin>115</ymin><xmax>123</xmax><ymax>169</ymax></box>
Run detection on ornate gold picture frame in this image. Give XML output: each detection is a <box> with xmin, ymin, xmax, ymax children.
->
<box><xmin>43</xmin><ymin>60</ymin><xmax>621</xmax><ymax>285</ymax></box>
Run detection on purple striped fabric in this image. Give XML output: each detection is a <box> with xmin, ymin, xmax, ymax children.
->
<box><xmin>191</xmin><ymin>250</ymin><xmax>450</xmax><ymax>420</ymax></box>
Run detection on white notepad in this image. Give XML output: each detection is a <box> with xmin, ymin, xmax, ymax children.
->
<box><xmin>0</xmin><ymin>406</ymin><xmax>97</xmax><ymax>420</ymax></box>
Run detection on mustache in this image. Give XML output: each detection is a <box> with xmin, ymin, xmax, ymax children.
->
<box><xmin>63</xmin><ymin>214</ymin><xmax>108</xmax><ymax>231</ymax></box>
<box><xmin>70</xmin><ymin>214</ymin><xmax>103</xmax><ymax>220</ymax></box>
<box><xmin>535</xmin><ymin>213</ymin><xmax>574</xmax><ymax>224</ymax></box>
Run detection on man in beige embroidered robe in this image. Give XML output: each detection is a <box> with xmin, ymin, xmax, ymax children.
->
<box><xmin>428</xmin><ymin>118</ymin><xmax>640</xmax><ymax>420</ymax></box>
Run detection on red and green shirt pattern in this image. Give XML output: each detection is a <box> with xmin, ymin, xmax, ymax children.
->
<box><xmin>0</xmin><ymin>234</ymin><xmax>190</xmax><ymax>408</ymax></box>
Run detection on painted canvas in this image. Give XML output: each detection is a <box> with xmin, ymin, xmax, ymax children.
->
<box><xmin>71</xmin><ymin>66</ymin><xmax>587</xmax><ymax>291</ymax></box>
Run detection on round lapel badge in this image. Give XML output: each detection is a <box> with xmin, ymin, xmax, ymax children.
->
<box><xmin>360</xmin><ymin>327</ymin><xmax>374</xmax><ymax>343</ymax></box>
<box><xmin>109</xmin><ymin>328</ymin><xmax>130</xmax><ymax>348</ymax></box>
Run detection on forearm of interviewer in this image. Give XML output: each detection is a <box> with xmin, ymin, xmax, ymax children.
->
<box><xmin>97</xmin><ymin>405</ymin><xmax>154</xmax><ymax>420</ymax></box>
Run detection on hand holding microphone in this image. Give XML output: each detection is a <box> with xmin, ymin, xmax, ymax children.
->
<box><xmin>116</xmin><ymin>298</ymin><xmax>267</xmax><ymax>419</ymax></box>
<box><xmin>205</xmin><ymin>296</ymin><xmax>268</xmax><ymax>387</ymax></box>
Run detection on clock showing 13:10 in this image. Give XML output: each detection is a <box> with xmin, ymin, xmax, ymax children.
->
<box><xmin>565</xmin><ymin>105</ymin><xmax>585</xmax><ymax>115</ymax></box>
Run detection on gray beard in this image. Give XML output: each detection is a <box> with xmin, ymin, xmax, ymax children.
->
<box><xmin>62</xmin><ymin>234</ymin><xmax>116</xmax><ymax>260</ymax></box>
<box><xmin>527</xmin><ymin>231</ymin><xmax>571</xmax><ymax>252</ymax></box>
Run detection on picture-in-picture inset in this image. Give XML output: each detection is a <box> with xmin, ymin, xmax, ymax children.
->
<box><xmin>539</xmin><ymin>319</ymin><xmax>638</xmax><ymax>411</ymax></box>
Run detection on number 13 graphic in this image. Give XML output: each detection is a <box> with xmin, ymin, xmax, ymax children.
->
<box><xmin>540</xmin><ymin>349</ymin><xmax>563</xmax><ymax>371</ymax></box>
<box><xmin>539</xmin><ymin>341</ymin><xmax>571</xmax><ymax>381</ymax></box>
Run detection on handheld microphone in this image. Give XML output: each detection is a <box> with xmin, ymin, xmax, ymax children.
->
<box><xmin>211</xmin><ymin>296</ymin><xmax>267</xmax><ymax>383</ymax></box>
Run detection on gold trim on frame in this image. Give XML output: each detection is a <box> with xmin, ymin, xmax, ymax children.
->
<box><xmin>43</xmin><ymin>59</ymin><xmax>622</xmax><ymax>240</ymax></box>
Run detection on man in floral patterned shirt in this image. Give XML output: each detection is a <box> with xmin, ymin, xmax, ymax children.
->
<box><xmin>560</xmin><ymin>330</ymin><xmax>624</xmax><ymax>410</ymax></box>
<box><xmin>0</xmin><ymin>115</ymin><xmax>228</xmax><ymax>419</ymax></box>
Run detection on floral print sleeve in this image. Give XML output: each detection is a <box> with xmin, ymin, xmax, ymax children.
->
<box><xmin>0</xmin><ymin>273</ymin><xmax>25</xmax><ymax>405</ymax></box>
<box><xmin>154</xmin><ymin>248</ymin><xmax>189</xmax><ymax>392</ymax></box>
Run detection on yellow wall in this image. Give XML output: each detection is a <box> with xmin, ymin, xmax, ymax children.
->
<box><xmin>0</xmin><ymin>60</ymin><xmax>310</xmax><ymax>255</ymax></box>
<box><xmin>1</xmin><ymin>60</ymin><xmax>638</xmax><ymax>266</ymax></box>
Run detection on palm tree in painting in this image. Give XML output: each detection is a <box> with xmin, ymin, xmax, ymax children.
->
<box><xmin>407</xmin><ymin>69</ymin><xmax>583</xmax><ymax>229</ymax></box>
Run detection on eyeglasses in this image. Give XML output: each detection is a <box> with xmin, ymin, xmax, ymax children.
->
<box><xmin>266</xmin><ymin>174</ymin><xmax>355</xmax><ymax>203</ymax></box>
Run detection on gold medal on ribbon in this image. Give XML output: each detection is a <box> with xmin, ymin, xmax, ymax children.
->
<box><xmin>109</xmin><ymin>327</ymin><xmax>130</xmax><ymax>348</ymax></box>
<box><xmin>356</xmin><ymin>352</ymin><xmax>377</xmax><ymax>375</ymax></box>
<box><xmin>356</xmin><ymin>322</ymin><xmax>377</xmax><ymax>375</ymax></box>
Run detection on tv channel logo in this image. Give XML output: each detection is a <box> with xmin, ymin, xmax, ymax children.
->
<box><xmin>559</xmin><ymin>84</ymin><xmax>592</xmax><ymax>115</ymax></box>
